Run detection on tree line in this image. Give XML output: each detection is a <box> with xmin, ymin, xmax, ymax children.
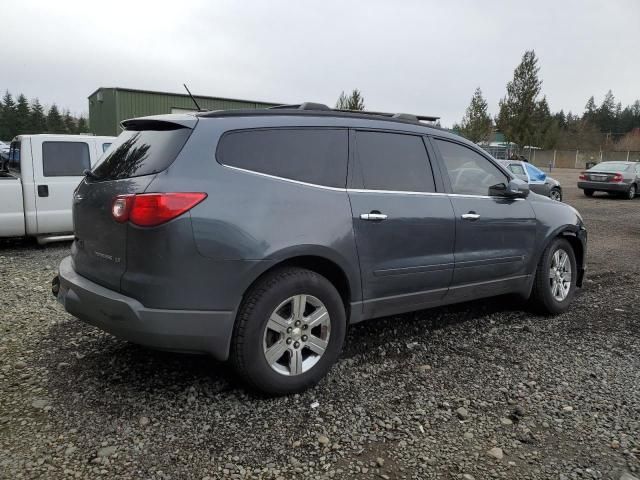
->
<box><xmin>0</xmin><ymin>91</ymin><xmax>88</xmax><ymax>141</ymax></box>
<box><xmin>455</xmin><ymin>50</ymin><xmax>640</xmax><ymax>151</ymax></box>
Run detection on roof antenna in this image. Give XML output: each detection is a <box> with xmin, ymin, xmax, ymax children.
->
<box><xmin>183</xmin><ymin>84</ymin><xmax>203</xmax><ymax>112</ymax></box>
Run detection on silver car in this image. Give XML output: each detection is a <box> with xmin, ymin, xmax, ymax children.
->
<box><xmin>578</xmin><ymin>161</ymin><xmax>640</xmax><ymax>199</ymax></box>
<box><xmin>499</xmin><ymin>160</ymin><xmax>563</xmax><ymax>201</ymax></box>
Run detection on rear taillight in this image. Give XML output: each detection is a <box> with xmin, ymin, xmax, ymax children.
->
<box><xmin>612</xmin><ymin>173</ymin><xmax>623</xmax><ymax>183</ymax></box>
<box><xmin>111</xmin><ymin>193</ymin><xmax>207</xmax><ymax>227</ymax></box>
<box><xmin>578</xmin><ymin>172</ymin><xmax>587</xmax><ymax>180</ymax></box>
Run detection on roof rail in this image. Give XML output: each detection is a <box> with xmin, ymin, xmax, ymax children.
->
<box><xmin>267</xmin><ymin>102</ymin><xmax>439</xmax><ymax>123</ymax></box>
<box><xmin>268</xmin><ymin>102</ymin><xmax>330</xmax><ymax>111</ymax></box>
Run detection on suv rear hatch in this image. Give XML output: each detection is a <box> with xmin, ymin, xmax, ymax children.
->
<box><xmin>71</xmin><ymin>117</ymin><xmax>196</xmax><ymax>291</ymax></box>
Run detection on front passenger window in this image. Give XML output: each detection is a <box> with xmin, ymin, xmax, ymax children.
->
<box><xmin>435</xmin><ymin>139</ymin><xmax>507</xmax><ymax>196</ymax></box>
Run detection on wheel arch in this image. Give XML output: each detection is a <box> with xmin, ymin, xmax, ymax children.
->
<box><xmin>239</xmin><ymin>247</ymin><xmax>360</xmax><ymax>319</ymax></box>
<box><xmin>536</xmin><ymin>226</ymin><xmax>586</xmax><ymax>286</ymax></box>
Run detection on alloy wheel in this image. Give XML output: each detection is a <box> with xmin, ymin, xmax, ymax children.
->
<box><xmin>262</xmin><ymin>294</ymin><xmax>331</xmax><ymax>376</ymax></box>
<box><xmin>550</xmin><ymin>189</ymin><xmax>562</xmax><ymax>201</ymax></box>
<box><xmin>549</xmin><ymin>248</ymin><xmax>572</xmax><ymax>301</ymax></box>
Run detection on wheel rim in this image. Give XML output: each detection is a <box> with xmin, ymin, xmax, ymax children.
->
<box><xmin>550</xmin><ymin>189</ymin><xmax>561</xmax><ymax>201</ymax></box>
<box><xmin>549</xmin><ymin>249</ymin><xmax>572</xmax><ymax>302</ymax></box>
<box><xmin>262</xmin><ymin>294</ymin><xmax>331</xmax><ymax>376</ymax></box>
<box><xmin>629</xmin><ymin>186</ymin><xmax>635</xmax><ymax>199</ymax></box>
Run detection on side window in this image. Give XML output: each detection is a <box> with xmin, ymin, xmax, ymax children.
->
<box><xmin>435</xmin><ymin>139</ymin><xmax>507</xmax><ymax>196</ymax></box>
<box><xmin>217</xmin><ymin>128</ymin><xmax>348</xmax><ymax>188</ymax></box>
<box><xmin>353</xmin><ymin>131</ymin><xmax>435</xmax><ymax>192</ymax></box>
<box><xmin>42</xmin><ymin>142</ymin><xmax>91</xmax><ymax>177</ymax></box>
<box><xmin>8</xmin><ymin>141</ymin><xmax>21</xmax><ymax>175</ymax></box>
<box><xmin>102</xmin><ymin>143</ymin><xmax>112</xmax><ymax>152</ymax></box>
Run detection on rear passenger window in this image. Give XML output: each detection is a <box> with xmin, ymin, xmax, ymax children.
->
<box><xmin>435</xmin><ymin>139</ymin><xmax>507</xmax><ymax>196</ymax></box>
<box><xmin>352</xmin><ymin>131</ymin><xmax>435</xmax><ymax>192</ymax></box>
<box><xmin>217</xmin><ymin>128</ymin><xmax>348</xmax><ymax>188</ymax></box>
<box><xmin>42</xmin><ymin>142</ymin><xmax>90</xmax><ymax>177</ymax></box>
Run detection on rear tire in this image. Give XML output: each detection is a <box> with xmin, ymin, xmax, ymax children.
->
<box><xmin>583</xmin><ymin>189</ymin><xmax>594</xmax><ymax>197</ymax></box>
<box><xmin>230</xmin><ymin>267</ymin><xmax>346</xmax><ymax>395</ymax></box>
<box><xmin>530</xmin><ymin>238</ymin><xmax>577</xmax><ymax>315</ymax></box>
<box><xmin>625</xmin><ymin>184</ymin><xmax>636</xmax><ymax>200</ymax></box>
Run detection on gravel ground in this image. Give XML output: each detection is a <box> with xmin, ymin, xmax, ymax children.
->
<box><xmin>1</xmin><ymin>168</ymin><xmax>639</xmax><ymax>480</ymax></box>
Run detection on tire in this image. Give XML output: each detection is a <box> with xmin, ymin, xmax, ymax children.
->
<box><xmin>230</xmin><ymin>267</ymin><xmax>346</xmax><ymax>395</ymax></box>
<box><xmin>583</xmin><ymin>189</ymin><xmax>594</xmax><ymax>197</ymax></box>
<box><xmin>549</xmin><ymin>187</ymin><xmax>562</xmax><ymax>202</ymax></box>
<box><xmin>530</xmin><ymin>238</ymin><xmax>577</xmax><ymax>315</ymax></box>
<box><xmin>625</xmin><ymin>184</ymin><xmax>636</xmax><ymax>200</ymax></box>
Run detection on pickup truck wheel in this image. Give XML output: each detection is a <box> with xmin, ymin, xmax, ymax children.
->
<box><xmin>583</xmin><ymin>189</ymin><xmax>594</xmax><ymax>197</ymax></box>
<box><xmin>530</xmin><ymin>238</ymin><xmax>577</xmax><ymax>315</ymax></box>
<box><xmin>230</xmin><ymin>267</ymin><xmax>346</xmax><ymax>395</ymax></box>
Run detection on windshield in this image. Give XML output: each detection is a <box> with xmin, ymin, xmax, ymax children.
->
<box><xmin>590</xmin><ymin>162</ymin><xmax>630</xmax><ymax>172</ymax></box>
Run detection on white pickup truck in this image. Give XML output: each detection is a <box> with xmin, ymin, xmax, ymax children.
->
<box><xmin>1</xmin><ymin>134</ymin><xmax>115</xmax><ymax>244</ymax></box>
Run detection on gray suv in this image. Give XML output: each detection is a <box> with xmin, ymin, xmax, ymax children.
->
<box><xmin>54</xmin><ymin>104</ymin><xmax>587</xmax><ymax>394</ymax></box>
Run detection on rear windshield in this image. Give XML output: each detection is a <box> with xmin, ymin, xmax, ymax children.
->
<box><xmin>91</xmin><ymin>126</ymin><xmax>191</xmax><ymax>181</ymax></box>
<box><xmin>590</xmin><ymin>162</ymin><xmax>630</xmax><ymax>172</ymax></box>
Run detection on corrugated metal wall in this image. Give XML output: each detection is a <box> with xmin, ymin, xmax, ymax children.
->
<box><xmin>88</xmin><ymin>89</ymin><xmax>118</xmax><ymax>136</ymax></box>
<box><xmin>89</xmin><ymin>88</ymin><xmax>279</xmax><ymax>136</ymax></box>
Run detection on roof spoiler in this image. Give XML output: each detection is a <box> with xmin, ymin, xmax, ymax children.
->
<box><xmin>120</xmin><ymin>114</ymin><xmax>198</xmax><ymax>131</ymax></box>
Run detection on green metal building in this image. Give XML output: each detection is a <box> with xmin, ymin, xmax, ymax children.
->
<box><xmin>88</xmin><ymin>87</ymin><xmax>280</xmax><ymax>136</ymax></box>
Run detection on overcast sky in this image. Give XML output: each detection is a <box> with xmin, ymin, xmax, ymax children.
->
<box><xmin>2</xmin><ymin>0</ymin><xmax>639</xmax><ymax>126</ymax></box>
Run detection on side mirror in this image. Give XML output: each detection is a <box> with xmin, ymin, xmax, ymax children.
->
<box><xmin>489</xmin><ymin>179</ymin><xmax>530</xmax><ymax>198</ymax></box>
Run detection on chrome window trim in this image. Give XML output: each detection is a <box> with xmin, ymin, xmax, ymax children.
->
<box><xmin>221</xmin><ymin>164</ymin><xmax>347</xmax><ymax>191</ymax></box>
<box><xmin>223</xmin><ymin>165</ymin><xmax>523</xmax><ymax>200</ymax></box>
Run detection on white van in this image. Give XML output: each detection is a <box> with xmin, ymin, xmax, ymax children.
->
<box><xmin>0</xmin><ymin>134</ymin><xmax>115</xmax><ymax>244</ymax></box>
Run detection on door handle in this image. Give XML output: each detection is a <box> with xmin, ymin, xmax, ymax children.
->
<box><xmin>360</xmin><ymin>212</ymin><xmax>388</xmax><ymax>221</ymax></box>
<box><xmin>37</xmin><ymin>185</ymin><xmax>49</xmax><ymax>197</ymax></box>
<box><xmin>461</xmin><ymin>212</ymin><xmax>480</xmax><ymax>221</ymax></box>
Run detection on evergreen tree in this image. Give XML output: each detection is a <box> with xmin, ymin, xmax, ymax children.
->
<box><xmin>583</xmin><ymin>96</ymin><xmax>597</xmax><ymax>124</ymax></box>
<box><xmin>596</xmin><ymin>90</ymin><xmax>616</xmax><ymax>132</ymax></box>
<box><xmin>496</xmin><ymin>50</ymin><xmax>543</xmax><ymax>147</ymax></box>
<box><xmin>62</xmin><ymin>110</ymin><xmax>76</xmax><ymax>134</ymax></box>
<box><xmin>336</xmin><ymin>89</ymin><xmax>365</xmax><ymax>110</ymax></box>
<box><xmin>46</xmin><ymin>104</ymin><xmax>66</xmax><ymax>133</ymax></box>
<box><xmin>457</xmin><ymin>87</ymin><xmax>492</xmax><ymax>143</ymax></box>
<box><xmin>554</xmin><ymin>109</ymin><xmax>567</xmax><ymax>129</ymax></box>
<box><xmin>76</xmin><ymin>116</ymin><xmax>88</xmax><ymax>134</ymax></box>
<box><xmin>0</xmin><ymin>91</ymin><xmax>17</xmax><ymax>140</ymax></box>
<box><xmin>15</xmin><ymin>94</ymin><xmax>31</xmax><ymax>135</ymax></box>
<box><xmin>29</xmin><ymin>99</ymin><xmax>47</xmax><ymax>133</ymax></box>
<box><xmin>532</xmin><ymin>97</ymin><xmax>558</xmax><ymax>149</ymax></box>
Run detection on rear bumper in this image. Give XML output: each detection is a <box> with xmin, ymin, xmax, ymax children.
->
<box><xmin>577</xmin><ymin>181</ymin><xmax>629</xmax><ymax>192</ymax></box>
<box><xmin>55</xmin><ymin>256</ymin><xmax>235</xmax><ymax>360</ymax></box>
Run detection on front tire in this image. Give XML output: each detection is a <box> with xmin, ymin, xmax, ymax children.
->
<box><xmin>583</xmin><ymin>189</ymin><xmax>594</xmax><ymax>197</ymax></box>
<box><xmin>550</xmin><ymin>187</ymin><xmax>562</xmax><ymax>202</ymax></box>
<box><xmin>530</xmin><ymin>238</ymin><xmax>577</xmax><ymax>314</ymax></box>
<box><xmin>230</xmin><ymin>267</ymin><xmax>346</xmax><ymax>395</ymax></box>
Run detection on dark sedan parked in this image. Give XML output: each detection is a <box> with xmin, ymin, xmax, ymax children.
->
<box><xmin>578</xmin><ymin>161</ymin><xmax>640</xmax><ymax>199</ymax></box>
